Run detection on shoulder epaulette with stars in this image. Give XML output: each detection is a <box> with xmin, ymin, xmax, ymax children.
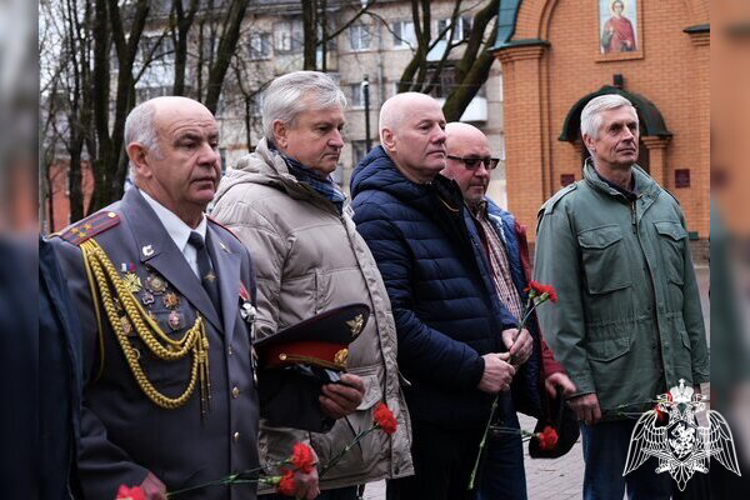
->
<box><xmin>54</xmin><ymin>210</ymin><xmax>120</xmax><ymax>246</ymax></box>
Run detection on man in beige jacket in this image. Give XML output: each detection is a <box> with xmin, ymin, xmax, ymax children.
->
<box><xmin>211</xmin><ymin>71</ymin><xmax>413</xmax><ymax>500</ymax></box>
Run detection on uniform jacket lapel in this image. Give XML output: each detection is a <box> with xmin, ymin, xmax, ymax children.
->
<box><xmin>206</xmin><ymin>223</ymin><xmax>240</xmax><ymax>344</ymax></box>
<box><xmin>121</xmin><ymin>189</ymin><xmax>223</xmax><ymax>331</ymax></box>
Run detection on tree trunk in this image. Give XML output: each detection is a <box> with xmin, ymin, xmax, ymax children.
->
<box><xmin>89</xmin><ymin>0</ymin><xmax>150</xmax><ymax>212</ymax></box>
<box><xmin>302</xmin><ymin>0</ymin><xmax>317</xmax><ymax>70</ymax></box>
<box><xmin>204</xmin><ymin>0</ymin><xmax>251</xmax><ymax>113</ymax></box>
<box><xmin>244</xmin><ymin>95</ymin><xmax>253</xmax><ymax>152</ymax></box>
<box><xmin>320</xmin><ymin>0</ymin><xmax>327</xmax><ymax>72</ymax></box>
<box><xmin>172</xmin><ymin>0</ymin><xmax>200</xmax><ymax>96</ymax></box>
<box><xmin>90</xmin><ymin>0</ymin><xmax>113</xmax><ymax>213</ymax></box>
<box><xmin>442</xmin><ymin>43</ymin><xmax>495</xmax><ymax>122</ymax></box>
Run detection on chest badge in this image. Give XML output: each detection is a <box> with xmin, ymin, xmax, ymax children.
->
<box><xmin>146</xmin><ymin>274</ymin><xmax>168</xmax><ymax>295</ymax></box>
<box><xmin>122</xmin><ymin>273</ymin><xmax>143</xmax><ymax>294</ymax></box>
<box><xmin>163</xmin><ymin>292</ymin><xmax>181</xmax><ymax>309</ymax></box>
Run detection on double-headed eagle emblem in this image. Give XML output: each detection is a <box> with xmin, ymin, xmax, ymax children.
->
<box><xmin>624</xmin><ymin>379</ymin><xmax>741</xmax><ymax>490</ymax></box>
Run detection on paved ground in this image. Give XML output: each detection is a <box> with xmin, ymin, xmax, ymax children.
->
<box><xmin>362</xmin><ymin>267</ymin><xmax>710</xmax><ymax>500</ymax></box>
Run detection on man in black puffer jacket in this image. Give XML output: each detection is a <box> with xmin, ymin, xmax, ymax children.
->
<box><xmin>350</xmin><ymin>93</ymin><xmax>538</xmax><ymax>500</ymax></box>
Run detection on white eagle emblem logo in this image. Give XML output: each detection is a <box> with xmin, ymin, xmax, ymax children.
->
<box><xmin>623</xmin><ymin>379</ymin><xmax>741</xmax><ymax>490</ymax></box>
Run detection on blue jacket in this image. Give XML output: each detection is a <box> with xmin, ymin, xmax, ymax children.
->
<box><xmin>351</xmin><ymin>146</ymin><xmax>530</xmax><ymax>429</ymax></box>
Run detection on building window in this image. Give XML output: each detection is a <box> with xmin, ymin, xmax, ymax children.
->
<box><xmin>249</xmin><ymin>33</ymin><xmax>272</xmax><ymax>60</ymax></box>
<box><xmin>349</xmin><ymin>24</ymin><xmax>372</xmax><ymax>51</ymax></box>
<box><xmin>274</xmin><ymin>20</ymin><xmax>304</xmax><ymax>54</ymax></box>
<box><xmin>352</xmin><ymin>141</ymin><xmax>368</xmax><ymax>167</ymax></box>
<box><xmin>427</xmin><ymin>68</ymin><xmax>456</xmax><ymax>99</ymax></box>
<box><xmin>437</xmin><ymin>16</ymin><xmax>472</xmax><ymax>42</ymax></box>
<box><xmin>392</xmin><ymin>20</ymin><xmax>416</xmax><ymax>49</ymax></box>
<box><xmin>349</xmin><ymin>83</ymin><xmax>373</xmax><ymax>108</ymax></box>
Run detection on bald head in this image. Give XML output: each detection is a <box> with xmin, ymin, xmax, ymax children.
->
<box><xmin>378</xmin><ymin>92</ymin><xmax>446</xmax><ymax>183</ymax></box>
<box><xmin>125</xmin><ymin>96</ymin><xmax>221</xmax><ymax>227</ymax></box>
<box><xmin>379</xmin><ymin>92</ymin><xmax>442</xmax><ymax>141</ymax></box>
<box><xmin>445</xmin><ymin>122</ymin><xmax>487</xmax><ymax>151</ymax></box>
<box><xmin>442</xmin><ymin>122</ymin><xmax>495</xmax><ymax>207</ymax></box>
<box><xmin>125</xmin><ymin>96</ymin><xmax>215</xmax><ymax>168</ymax></box>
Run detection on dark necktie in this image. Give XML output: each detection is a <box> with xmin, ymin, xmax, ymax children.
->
<box><xmin>188</xmin><ymin>231</ymin><xmax>222</xmax><ymax>319</ymax></box>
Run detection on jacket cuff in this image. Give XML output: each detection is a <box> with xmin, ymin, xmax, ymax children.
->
<box><xmin>692</xmin><ymin>367</ymin><xmax>710</xmax><ymax>385</ymax></box>
<box><xmin>540</xmin><ymin>339</ymin><xmax>565</xmax><ymax>377</ymax></box>
<box><xmin>470</xmin><ymin>355</ymin><xmax>486</xmax><ymax>389</ymax></box>
<box><xmin>567</xmin><ymin>369</ymin><xmax>596</xmax><ymax>397</ymax></box>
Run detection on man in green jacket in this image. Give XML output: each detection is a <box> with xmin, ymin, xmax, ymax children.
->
<box><xmin>534</xmin><ymin>94</ymin><xmax>709</xmax><ymax>499</ymax></box>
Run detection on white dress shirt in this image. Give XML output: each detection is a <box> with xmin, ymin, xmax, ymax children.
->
<box><xmin>140</xmin><ymin>189</ymin><xmax>207</xmax><ymax>279</ymax></box>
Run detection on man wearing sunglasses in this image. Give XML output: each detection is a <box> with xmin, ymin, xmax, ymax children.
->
<box><xmin>442</xmin><ymin>123</ymin><xmax>576</xmax><ymax>500</ymax></box>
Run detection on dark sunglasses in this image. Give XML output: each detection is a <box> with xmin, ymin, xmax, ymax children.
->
<box><xmin>446</xmin><ymin>155</ymin><xmax>500</xmax><ymax>170</ymax></box>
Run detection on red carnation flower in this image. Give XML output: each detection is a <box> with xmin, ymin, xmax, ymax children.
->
<box><xmin>277</xmin><ymin>470</ymin><xmax>296</xmax><ymax>497</ymax></box>
<box><xmin>291</xmin><ymin>442</ymin><xmax>316</xmax><ymax>473</ymax></box>
<box><xmin>115</xmin><ymin>485</ymin><xmax>145</xmax><ymax>500</ymax></box>
<box><xmin>373</xmin><ymin>402</ymin><xmax>397</xmax><ymax>435</ymax></box>
<box><xmin>525</xmin><ymin>281</ymin><xmax>558</xmax><ymax>303</ymax></box>
<box><xmin>536</xmin><ymin>426</ymin><xmax>559</xmax><ymax>451</ymax></box>
<box><xmin>525</xmin><ymin>280</ymin><xmax>542</xmax><ymax>295</ymax></box>
<box><xmin>541</xmin><ymin>285</ymin><xmax>558</xmax><ymax>303</ymax></box>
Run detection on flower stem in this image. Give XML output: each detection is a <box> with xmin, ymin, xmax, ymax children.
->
<box><xmin>468</xmin><ymin>291</ymin><xmax>546</xmax><ymax>491</ymax></box>
<box><xmin>166</xmin><ymin>466</ymin><xmax>267</xmax><ymax>497</ymax></box>
<box><xmin>319</xmin><ymin>427</ymin><xmax>378</xmax><ymax>478</ymax></box>
<box><xmin>467</xmin><ymin>394</ymin><xmax>499</xmax><ymax>490</ymax></box>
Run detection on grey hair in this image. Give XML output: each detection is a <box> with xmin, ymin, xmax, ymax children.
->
<box><xmin>262</xmin><ymin>71</ymin><xmax>347</xmax><ymax>141</ymax></box>
<box><xmin>580</xmin><ymin>94</ymin><xmax>636</xmax><ymax>141</ymax></box>
<box><xmin>124</xmin><ymin>100</ymin><xmax>160</xmax><ymax>178</ymax></box>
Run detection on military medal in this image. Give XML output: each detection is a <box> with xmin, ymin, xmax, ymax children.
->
<box><xmin>145</xmin><ymin>274</ymin><xmax>168</xmax><ymax>295</ymax></box>
<box><xmin>168</xmin><ymin>310</ymin><xmax>183</xmax><ymax>330</ymax></box>
<box><xmin>163</xmin><ymin>292</ymin><xmax>180</xmax><ymax>309</ymax></box>
<box><xmin>141</xmin><ymin>292</ymin><xmax>155</xmax><ymax>306</ymax></box>
<box><xmin>122</xmin><ymin>272</ymin><xmax>142</xmax><ymax>294</ymax></box>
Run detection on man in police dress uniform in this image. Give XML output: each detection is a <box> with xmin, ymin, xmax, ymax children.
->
<box><xmin>51</xmin><ymin>97</ymin><xmax>363</xmax><ymax>500</ymax></box>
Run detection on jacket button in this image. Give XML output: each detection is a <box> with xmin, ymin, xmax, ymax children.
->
<box><xmin>233</xmin><ymin>431</ymin><xmax>240</xmax><ymax>442</ymax></box>
<box><xmin>232</xmin><ymin>386</ymin><xmax>241</xmax><ymax>398</ymax></box>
